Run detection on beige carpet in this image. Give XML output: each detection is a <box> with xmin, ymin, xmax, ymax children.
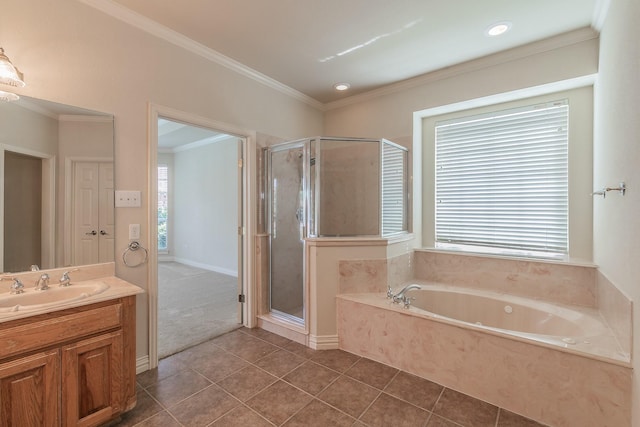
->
<box><xmin>158</xmin><ymin>261</ymin><xmax>241</xmax><ymax>359</ymax></box>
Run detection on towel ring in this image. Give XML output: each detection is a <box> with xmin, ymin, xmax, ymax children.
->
<box><xmin>123</xmin><ymin>241</ymin><xmax>148</xmax><ymax>267</ymax></box>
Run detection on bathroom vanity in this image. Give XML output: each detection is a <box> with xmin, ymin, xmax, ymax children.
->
<box><xmin>0</xmin><ymin>268</ymin><xmax>142</xmax><ymax>426</ymax></box>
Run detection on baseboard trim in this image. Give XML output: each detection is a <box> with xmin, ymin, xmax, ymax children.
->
<box><xmin>171</xmin><ymin>257</ymin><xmax>238</xmax><ymax>277</ymax></box>
<box><xmin>309</xmin><ymin>334</ymin><xmax>339</xmax><ymax>350</ymax></box>
<box><xmin>136</xmin><ymin>355</ymin><xmax>150</xmax><ymax>374</ymax></box>
<box><xmin>257</xmin><ymin>314</ymin><xmax>308</xmax><ymax>345</ymax></box>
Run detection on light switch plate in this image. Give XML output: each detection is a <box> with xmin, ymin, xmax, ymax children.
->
<box><xmin>129</xmin><ymin>224</ymin><xmax>141</xmax><ymax>240</ymax></box>
<box><xmin>115</xmin><ymin>190</ymin><xmax>141</xmax><ymax>207</ymax></box>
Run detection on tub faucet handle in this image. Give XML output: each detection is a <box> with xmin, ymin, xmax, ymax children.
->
<box><xmin>402</xmin><ymin>295</ymin><xmax>414</xmax><ymax>309</ymax></box>
<box><xmin>387</xmin><ymin>286</ymin><xmax>394</xmax><ymax>299</ymax></box>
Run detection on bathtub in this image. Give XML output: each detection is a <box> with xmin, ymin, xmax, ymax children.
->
<box><xmin>401</xmin><ymin>283</ymin><xmax>625</xmax><ymax>362</ymax></box>
<box><xmin>337</xmin><ymin>283</ymin><xmax>632</xmax><ymax>427</ymax></box>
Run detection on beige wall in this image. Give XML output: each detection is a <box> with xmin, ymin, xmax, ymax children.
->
<box><xmin>323</xmin><ymin>34</ymin><xmax>599</xmax><ymax>139</ymax></box>
<box><xmin>593</xmin><ymin>0</ymin><xmax>640</xmax><ymax>424</ymax></box>
<box><xmin>2</xmin><ymin>0</ymin><xmax>323</xmax><ymax>360</ymax></box>
<box><xmin>172</xmin><ymin>137</ymin><xmax>238</xmax><ymax>275</ymax></box>
<box><xmin>0</xmin><ymin>101</ymin><xmax>58</xmax><ymax>154</ymax></box>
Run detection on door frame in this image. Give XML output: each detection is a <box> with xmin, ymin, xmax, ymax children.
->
<box><xmin>147</xmin><ymin>103</ymin><xmax>256</xmax><ymax>369</ymax></box>
<box><xmin>0</xmin><ymin>144</ymin><xmax>55</xmax><ymax>272</ymax></box>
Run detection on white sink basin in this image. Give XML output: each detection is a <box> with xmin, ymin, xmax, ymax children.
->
<box><xmin>0</xmin><ymin>281</ymin><xmax>110</xmax><ymax>312</ymax></box>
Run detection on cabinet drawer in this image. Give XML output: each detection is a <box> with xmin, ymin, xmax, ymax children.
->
<box><xmin>0</xmin><ymin>303</ymin><xmax>122</xmax><ymax>360</ymax></box>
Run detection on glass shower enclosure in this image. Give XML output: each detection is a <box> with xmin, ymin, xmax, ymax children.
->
<box><xmin>266</xmin><ymin>137</ymin><xmax>408</xmax><ymax>323</ymax></box>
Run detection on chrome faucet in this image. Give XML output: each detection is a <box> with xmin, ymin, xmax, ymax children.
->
<box><xmin>59</xmin><ymin>271</ymin><xmax>72</xmax><ymax>287</ymax></box>
<box><xmin>388</xmin><ymin>284</ymin><xmax>421</xmax><ymax>305</ymax></box>
<box><xmin>10</xmin><ymin>278</ymin><xmax>24</xmax><ymax>294</ymax></box>
<box><xmin>1</xmin><ymin>277</ymin><xmax>24</xmax><ymax>294</ymax></box>
<box><xmin>35</xmin><ymin>273</ymin><xmax>50</xmax><ymax>290</ymax></box>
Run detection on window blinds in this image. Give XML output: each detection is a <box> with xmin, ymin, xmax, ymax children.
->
<box><xmin>435</xmin><ymin>101</ymin><xmax>569</xmax><ymax>254</ymax></box>
<box><xmin>381</xmin><ymin>142</ymin><xmax>408</xmax><ymax>236</ymax></box>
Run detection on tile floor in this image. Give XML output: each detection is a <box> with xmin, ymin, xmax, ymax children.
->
<box><xmin>114</xmin><ymin>328</ymin><xmax>547</xmax><ymax>427</ymax></box>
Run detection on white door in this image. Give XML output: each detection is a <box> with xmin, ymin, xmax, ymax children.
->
<box><xmin>73</xmin><ymin>162</ymin><xmax>114</xmax><ymax>265</ymax></box>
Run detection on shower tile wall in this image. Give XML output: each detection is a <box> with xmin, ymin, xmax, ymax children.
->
<box><xmin>257</xmin><ymin>133</ymin><xmax>286</xmax><ymax>235</ymax></box>
<box><xmin>318</xmin><ymin>141</ymin><xmax>380</xmax><ymax>236</ymax></box>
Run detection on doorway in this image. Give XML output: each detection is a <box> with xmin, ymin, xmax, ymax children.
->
<box><xmin>0</xmin><ymin>147</ymin><xmax>56</xmax><ymax>273</ymax></box>
<box><xmin>148</xmin><ymin>105</ymin><xmax>252</xmax><ymax>367</ymax></box>
<box><xmin>266</xmin><ymin>142</ymin><xmax>308</xmax><ymax>323</ymax></box>
<box><xmin>3</xmin><ymin>151</ymin><xmax>42</xmax><ymax>272</ymax></box>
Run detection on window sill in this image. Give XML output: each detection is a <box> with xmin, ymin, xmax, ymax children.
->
<box><xmin>417</xmin><ymin>245</ymin><xmax>597</xmax><ymax>268</ymax></box>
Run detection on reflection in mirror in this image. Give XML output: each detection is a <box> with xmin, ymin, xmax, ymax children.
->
<box><xmin>0</xmin><ymin>96</ymin><xmax>114</xmax><ymax>273</ymax></box>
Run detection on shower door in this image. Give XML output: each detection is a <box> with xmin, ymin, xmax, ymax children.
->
<box><xmin>267</xmin><ymin>141</ymin><xmax>309</xmax><ymax>322</ymax></box>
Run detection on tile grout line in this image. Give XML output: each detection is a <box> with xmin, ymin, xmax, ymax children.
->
<box><xmin>141</xmin><ymin>329</ymin><xmax>543</xmax><ymax>427</ymax></box>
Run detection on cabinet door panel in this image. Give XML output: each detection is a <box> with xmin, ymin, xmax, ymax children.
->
<box><xmin>62</xmin><ymin>331</ymin><xmax>123</xmax><ymax>427</ymax></box>
<box><xmin>0</xmin><ymin>350</ymin><xmax>59</xmax><ymax>427</ymax></box>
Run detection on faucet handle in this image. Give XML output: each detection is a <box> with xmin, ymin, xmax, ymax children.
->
<box><xmin>2</xmin><ymin>276</ymin><xmax>25</xmax><ymax>294</ymax></box>
<box><xmin>59</xmin><ymin>269</ymin><xmax>77</xmax><ymax>287</ymax></box>
<box><xmin>386</xmin><ymin>286</ymin><xmax>394</xmax><ymax>299</ymax></box>
<box><xmin>35</xmin><ymin>273</ymin><xmax>50</xmax><ymax>290</ymax></box>
<box><xmin>10</xmin><ymin>278</ymin><xmax>24</xmax><ymax>294</ymax></box>
<box><xmin>402</xmin><ymin>295</ymin><xmax>414</xmax><ymax>309</ymax></box>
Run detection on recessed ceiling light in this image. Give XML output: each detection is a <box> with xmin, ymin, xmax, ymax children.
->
<box><xmin>485</xmin><ymin>21</ymin><xmax>512</xmax><ymax>37</ymax></box>
<box><xmin>334</xmin><ymin>83</ymin><xmax>350</xmax><ymax>91</ymax></box>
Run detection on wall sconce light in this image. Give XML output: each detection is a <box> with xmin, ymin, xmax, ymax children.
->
<box><xmin>0</xmin><ymin>47</ymin><xmax>25</xmax><ymax>101</ymax></box>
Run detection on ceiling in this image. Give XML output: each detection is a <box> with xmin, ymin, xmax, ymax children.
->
<box><xmin>102</xmin><ymin>0</ymin><xmax>602</xmax><ymax>105</ymax></box>
<box><xmin>157</xmin><ymin>118</ymin><xmax>227</xmax><ymax>150</ymax></box>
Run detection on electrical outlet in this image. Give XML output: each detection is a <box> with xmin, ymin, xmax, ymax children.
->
<box><xmin>129</xmin><ymin>224</ymin><xmax>141</xmax><ymax>240</ymax></box>
<box><xmin>115</xmin><ymin>191</ymin><xmax>141</xmax><ymax>207</ymax></box>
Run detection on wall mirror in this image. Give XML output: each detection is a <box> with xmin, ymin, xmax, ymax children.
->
<box><xmin>0</xmin><ymin>95</ymin><xmax>114</xmax><ymax>273</ymax></box>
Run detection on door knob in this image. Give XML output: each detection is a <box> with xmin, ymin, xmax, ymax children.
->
<box><xmin>100</xmin><ymin>230</ymin><xmax>108</xmax><ymax>235</ymax></box>
<box><xmin>85</xmin><ymin>230</ymin><xmax>97</xmax><ymax>236</ymax></box>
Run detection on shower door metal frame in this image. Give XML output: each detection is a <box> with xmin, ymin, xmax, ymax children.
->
<box><xmin>266</xmin><ymin>139</ymin><xmax>311</xmax><ymax>325</ymax></box>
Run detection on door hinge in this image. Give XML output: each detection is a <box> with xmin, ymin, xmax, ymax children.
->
<box><xmin>238</xmin><ymin>226</ymin><xmax>244</xmax><ymax>235</ymax></box>
<box><xmin>238</xmin><ymin>294</ymin><xmax>245</xmax><ymax>303</ymax></box>
<box><xmin>238</xmin><ymin>158</ymin><xmax>243</xmax><ymax>168</ymax></box>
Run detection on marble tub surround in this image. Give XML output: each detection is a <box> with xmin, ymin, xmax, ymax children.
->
<box><xmin>414</xmin><ymin>249</ymin><xmax>597</xmax><ymax>308</ymax></box>
<box><xmin>337</xmin><ymin>295</ymin><xmax>632</xmax><ymax>427</ymax></box>
<box><xmin>598</xmin><ymin>270</ymin><xmax>633</xmax><ymax>357</ymax></box>
<box><xmin>338</xmin><ymin>258</ymin><xmax>388</xmax><ymax>294</ymax></box>
<box><xmin>338</xmin><ymin>248</ymin><xmax>414</xmax><ymax>294</ymax></box>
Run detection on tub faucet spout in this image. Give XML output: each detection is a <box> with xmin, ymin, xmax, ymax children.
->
<box><xmin>390</xmin><ymin>284</ymin><xmax>421</xmax><ymax>304</ymax></box>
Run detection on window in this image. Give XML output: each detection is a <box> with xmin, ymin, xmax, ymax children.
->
<box><xmin>435</xmin><ymin>100</ymin><xmax>569</xmax><ymax>256</ymax></box>
<box><xmin>158</xmin><ymin>164</ymin><xmax>169</xmax><ymax>252</ymax></box>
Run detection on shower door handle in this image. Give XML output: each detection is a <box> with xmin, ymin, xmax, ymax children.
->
<box><xmin>299</xmin><ymin>223</ymin><xmax>307</xmax><ymax>241</ymax></box>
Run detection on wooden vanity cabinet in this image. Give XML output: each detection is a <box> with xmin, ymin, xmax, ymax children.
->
<box><xmin>0</xmin><ymin>296</ymin><xmax>137</xmax><ymax>427</ymax></box>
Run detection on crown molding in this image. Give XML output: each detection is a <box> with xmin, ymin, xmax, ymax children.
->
<box><xmin>77</xmin><ymin>0</ymin><xmax>324</xmax><ymax>110</ymax></box>
<box><xmin>77</xmin><ymin>1</ymin><xmax>602</xmax><ymax>113</ymax></box>
<box><xmin>171</xmin><ymin>134</ymin><xmax>233</xmax><ymax>153</ymax></box>
<box><xmin>323</xmin><ymin>27</ymin><xmax>599</xmax><ymax>111</ymax></box>
<box><xmin>591</xmin><ymin>0</ymin><xmax>611</xmax><ymax>32</ymax></box>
